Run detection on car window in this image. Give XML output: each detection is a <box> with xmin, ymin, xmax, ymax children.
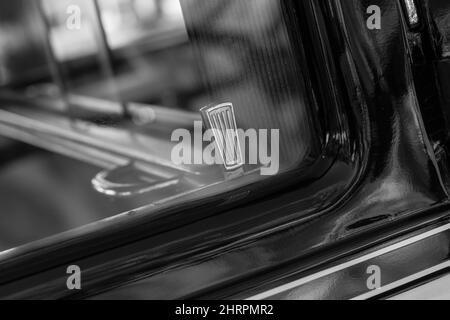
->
<box><xmin>0</xmin><ymin>0</ymin><xmax>329</xmax><ymax>250</ymax></box>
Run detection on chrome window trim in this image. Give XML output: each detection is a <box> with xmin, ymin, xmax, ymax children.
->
<box><xmin>247</xmin><ymin>223</ymin><xmax>450</xmax><ymax>300</ymax></box>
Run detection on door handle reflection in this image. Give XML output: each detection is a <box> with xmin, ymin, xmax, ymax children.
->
<box><xmin>92</xmin><ymin>162</ymin><xmax>180</xmax><ymax>197</ymax></box>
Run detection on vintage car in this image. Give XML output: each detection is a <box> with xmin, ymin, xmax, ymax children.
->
<box><xmin>0</xmin><ymin>0</ymin><xmax>450</xmax><ymax>300</ymax></box>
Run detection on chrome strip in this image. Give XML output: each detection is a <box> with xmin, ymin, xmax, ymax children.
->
<box><xmin>352</xmin><ymin>261</ymin><xmax>450</xmax><ymax>300</ymax></box>
<box><xmin>247</xmin><ymin>223</ymin><xmax>450</xmax><ymax>300</ymax></box>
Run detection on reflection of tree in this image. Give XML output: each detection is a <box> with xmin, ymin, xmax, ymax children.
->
<box><xmin>181</xmin><ymin>0</ymin><xmax>310</xmax><ymax>166</ymax></box>
<box><xmin>134</xmin><ymin>0</ymin><xmax>163</xmax><ymax>26</ymax></box>
<box><xmin>0</xmin><ymin>0</ymin><xmax>50</xmax><ymax>86</ymax></box>
<box><xmin>182</xmin><ymin>0</ymin><xmax>298</xmax><ymax>104</ymax></box>
<box><xmin>181</xmin><ymin>0</ymin><xmax>231</xmax><ymax>30</ymax></box>
<box><xmin>155</xmin><ymin>0</ymin><xmax>163</xmax><ymax>17</ymax></box>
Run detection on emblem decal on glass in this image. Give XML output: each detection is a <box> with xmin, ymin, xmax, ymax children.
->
<box><xmin>201</xmin><ymin>103</ymin><xmax>244</xmax><ymax>172</ymax></box>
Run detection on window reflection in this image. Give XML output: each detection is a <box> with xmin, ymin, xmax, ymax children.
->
<box><xmin>0</xmin><ymin>0</ymin><xmax>323</xmax><ymax>250</ymax></box>
<box><xmin>41</xmin><ymin>0</ymin><xmax>187</xmax><ymax>61</ymax></box>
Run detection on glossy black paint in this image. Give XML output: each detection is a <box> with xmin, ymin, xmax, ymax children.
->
<box><xmin>1</xmin><ymin>0</ymin><xmax>450</xmax><ymax>299</ymax></box>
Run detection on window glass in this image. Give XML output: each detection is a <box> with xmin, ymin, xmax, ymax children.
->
<box><xmin>0</xmin><ymin>0</ymin><xmax>324</xmax><ymax>249</ymax></box>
